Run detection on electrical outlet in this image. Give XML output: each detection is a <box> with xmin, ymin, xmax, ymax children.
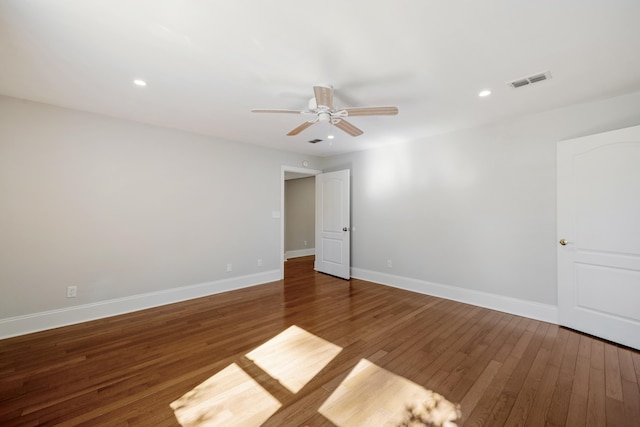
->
<box><xmin>387</xmin><ymin>260</ymin><xmax>393</xmax><ymax>268</ymax></box>
<box><xmin>257</xmin><ymin>259</ymin><xmax>263</xmax><ymax>267</ymax></box>
<box><xmin>226</xmin><ymin>263</ymin><xmax>232</xmax><ymax>272</ymax></box>
<box><xmin>304</xmin><ymin>240</ymin><xmax>307</xmax><ymax>246</ymax></box>
<box><xmin>67</xmin><ymin>286</ymin><xmax>77</xmax><ymax>298</ymax></box>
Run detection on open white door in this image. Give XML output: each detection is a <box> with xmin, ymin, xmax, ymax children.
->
<box><xmin>558</xmin><ymin>125</ymin><xmax>640</xmax><ymax>350</ymax></box>
<box><xmin>315</xmin><ymin>170</ymin><xmax>350</xmax><ymax>279</ymax></box>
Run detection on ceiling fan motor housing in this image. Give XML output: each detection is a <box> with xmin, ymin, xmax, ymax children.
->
<box><xmin>318</xmin><ymin>111</ymin><xmax>331</xmax><ymax>122</ymax></box>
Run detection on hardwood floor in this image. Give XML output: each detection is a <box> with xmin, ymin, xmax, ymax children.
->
<box><xmin>1</xmin><ymin>256</ymin><xmax>639</xmax><ymax>426</ymax></box>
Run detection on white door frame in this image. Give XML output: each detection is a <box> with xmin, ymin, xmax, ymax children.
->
<box><xmin>280</xmin><ymin>165</ymin><xmax>322</xmax><ymax>279</ymax></box>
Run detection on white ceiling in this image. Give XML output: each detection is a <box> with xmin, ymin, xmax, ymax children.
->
<box><xmin>1</xmin><ymin>1</ymin><xmax>640</xmax><ymax>156</ymax></box>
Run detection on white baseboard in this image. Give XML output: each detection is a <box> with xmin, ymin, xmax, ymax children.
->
<box><xmin>351</xmin><ymin>268</ymin><xmax>558</xmax><ymax>324</ymax></box>
<box><xmin>0</xmin><ymin>270</ymin><xmax>281</xmax><ymax>340</ymax></box>
<box><xmin>285</xmin><ymin>248</ymin><xmax>315</xmax><ymax>259</ymax></box>
<box><xmin>1</xmin><ymin>267</ymin><xmax>558</xmax><ymax>340</ymax></box>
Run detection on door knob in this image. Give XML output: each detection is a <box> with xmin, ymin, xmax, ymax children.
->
<box><xmin>343</xmin><ymin>227</ymin><xmax>350</xmax><ymax>232</ymax></box>
<box><xmin>559</xmin><ymin>239</ymin><xmax>569</xmax><ymax>245</ymax></box>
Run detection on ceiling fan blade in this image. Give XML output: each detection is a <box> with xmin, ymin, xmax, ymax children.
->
<box><xmin>313</xmin><ymin>86</ymin><xmax>334</xmax><ymax>109</ymax></box>
<box><xmin>251</xmin><ymin>109</ymin><xmax>303</xmax><ymax>114</ymax></box>
<box><xmin>343</xmin><ymin>106</ymin><xmax>398</xmax><ymax>116</ymax></box>
<box><xmin>334</xmin><ymin>119</ymin><xmax>363</xmax><ymax>137</ymax></box>
<box><xmin>287</xmin><ymin>121</ymin><xmax>315</xmax><ymax>136</ymax></box>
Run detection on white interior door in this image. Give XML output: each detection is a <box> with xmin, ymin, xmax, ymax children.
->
<box><xmin>315</xmin><ymin>170</ymin><xmax>350</xmax><ymax>279</ymax></box>
<box><xmin>558</xmin><ymin>125</ymin><xmax>640</xmax><ymax>350</ymax></box>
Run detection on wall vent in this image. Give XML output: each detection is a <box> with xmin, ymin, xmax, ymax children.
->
<box><xmin>508</xmin><ymin>71</ymin><xmax>552</xmax><ymax>89</ymax></box>
<box><xmin>308</xmin><ymin>139</ymin><xmax>322</xmax><ymax>144</ymax></box>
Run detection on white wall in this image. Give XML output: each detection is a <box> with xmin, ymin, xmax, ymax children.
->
<box><xmin>0</xmin><ymin>96</ymin><xmax>320</xmax><ymax>336</ymax></box>
<box><xmin>321</xmin><ymin>91</ymin><xmax>640</xmax><ymax>320</ymax></box>
<box><xmin>3</xmin><ymin>90</ymin><xmax>640</xmax><ymax>336</ymax></box>
<box><xmin>284</xmin><ymin>176</ymin><xmax>315</xmax><ymax>256</ymax></box>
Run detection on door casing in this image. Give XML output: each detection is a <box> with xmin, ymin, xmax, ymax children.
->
<box><xmin>280</xmin><ymin>165</ymin><xmax>321</xmax><ymax>278</ymax></box>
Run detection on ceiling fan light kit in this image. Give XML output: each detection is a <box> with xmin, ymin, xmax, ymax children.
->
<box><xmin>252</xmin><ymin>85</ymin><xmax>398</xmax><ymax>137</ymax></box>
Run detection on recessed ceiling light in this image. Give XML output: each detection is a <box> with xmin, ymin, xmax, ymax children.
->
<box><xmin>327</xmin><ymin>134</ymin><xmax>335</xmax><ymax>140</ymax></box>
<box><xmin>133</xmin><ymin>79</ymin><xmax>147</xmax><ymax>87</ymax></box>
<box><xmin>479</xmin><ymin>89</ymin><xmax>491</xmax><ymax>97</ymax></box>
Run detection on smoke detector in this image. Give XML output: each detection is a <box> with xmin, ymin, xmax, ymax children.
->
<box><xmin>508</xmin><ymin>71</ymin><xmax>552</xmax><ymax>89</ymax></box>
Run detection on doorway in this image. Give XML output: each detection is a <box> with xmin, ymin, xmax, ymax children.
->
<box><xmin>280</xmin><ymin>166</ymin><xmax>321</xmax><ymax>279</ymax></box>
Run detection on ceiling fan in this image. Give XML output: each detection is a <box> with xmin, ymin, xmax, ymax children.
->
<box><xmin>251</xmin><ymin>85</ymin><xmax>398</xmax><ymax>137</ymax></box>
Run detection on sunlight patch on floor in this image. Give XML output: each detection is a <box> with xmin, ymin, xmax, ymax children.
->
<box><xmin>169</xmin><ymin>327</ymin><xmax>461</xmax><ymax>426</ymax></box>
<box><xmin>319</xmin><ymin>359</ymin><xmax>461</xmax><ymax>427</ymax></box>
<box><xmin>170</xmin><ymin>363</ymin><xmax>281</xmax><ymax>427</ymax></box>
<box><xmin>246</xmin><ymin>325</ymin><xmax>342</xmax><ymax>393</ymax></box>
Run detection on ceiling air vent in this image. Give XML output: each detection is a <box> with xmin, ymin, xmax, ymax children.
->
<box><xmin>508</xmin><ymin>71</ymin><xmax>552</xmax><ymax>89</ymax></box>
<box><xmin>308</xmin><ymin>138</ymin><xmax>322</xmax><ymax>144</ymax></box>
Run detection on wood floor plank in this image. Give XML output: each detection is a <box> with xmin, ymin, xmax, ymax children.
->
<box><xmin>455</xmin><ymin>317</ymin><xmax>535</xmax><ymax>426</ymax></box>
<box><xmin>544</xmin><ymin>328</ymin><xmax>580</xmax><ymax>426</ymax></box>
<box><xmin>621</xmin><ymin>379</ymin><xmax>640</xmax><ymax>426</ymax></box>
<box><xmin>523</xmin><ymin>325</ymin><xmax>568</xmax><ymax>427</ymax></box>
<box><xmin>448</xmin><ymin>313</ymin><xmax>514</xmax><ymax>403</ymax></box>
<box><xmin>634</xmin><ymin>351</ymin><xmax>640</xmax><ymax>384</ymax></box>
<box><xmin>0</xmin><ymin>256</ymin><xmax>638</xmax><ymax>426</ymax></box>
<box><xmin>587</xmin><ymin>340</ymin><xmax>607</xmax><ymax>427</ymax></box>
<box><xmin>565</xmin><ymin>334</ymin><xmax>592</xmax><ymax>426</ymax></box>
<box><xmin>458</xmin><ymin>359</ymin><xmax>502</xmax><ymax>423</ymax></box>
<box><xmin>605</xmin><ymin>344</ymin><xmax>624</xmax><ymax>402</ymax></box>
<box><xmin>500</xmin><ymin>322</ymin><xmax>552</xmax><ymax>426</ymax></box>
<box><xmin>435</xmin><ymin>311</ymin><xmax>503</xmax><ymax>393</ymax></box>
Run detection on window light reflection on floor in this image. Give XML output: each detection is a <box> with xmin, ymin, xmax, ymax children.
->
<box><xmin>170</xmin><ymin>363</ymin><xmax>281</xmax><ymax>427</ymax></box>
<box><xmin>170</xmin><ymin>325</ymin><xmax>342</xmax><ymax>426</ymax></box>
<box><xmin>319</xmin><ymin>359</ymin><xmax>462</xmax><ymax>427</ymax></box>
<box><xmin>245</xmin><ymin>325</ymin><xmax>343</xmax><ymax>393</ymax></box>
<box><xmin>170</xmin><ymin>327</ymin><xmax>460</xmax><ymax>426</ymax></box>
